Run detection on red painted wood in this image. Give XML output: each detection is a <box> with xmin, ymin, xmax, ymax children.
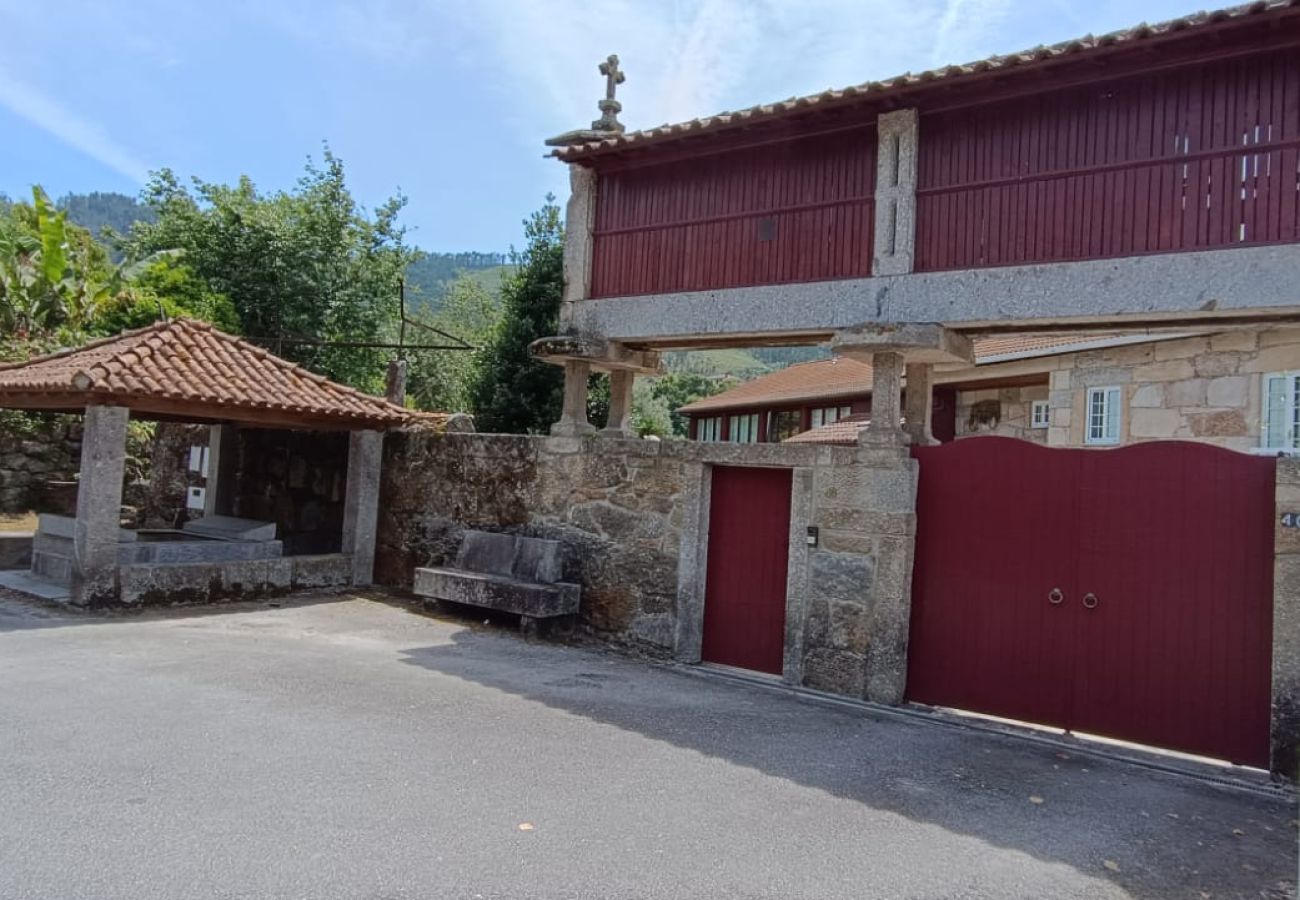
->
<box><xmin>701</xmin><ymin>466</ymin><xmax>793</xmax><ymax>675</ymax></box>
<box><xmin>915</xmin><ymin>49</ymin><xmax>1300</xmax><ymax>272</ymax></box>
<box><xmin>908</xmin><ymin>437</ymin><xmax>1273</xmax><ymax>767</ymax></box>
<box><xmin>590</xmin><ymin>127</ymin><xmax>876</xmax><ymax>298</ymax></box>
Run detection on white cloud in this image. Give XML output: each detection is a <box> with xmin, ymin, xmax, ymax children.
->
<box><xmin>0</xmin><ymin>67</ymin><xmax>152</xmax><ymax>184</ymax></box>
<box><xmin>443</xmin><ymin>0</ymin><xmax>1022</xmax><ymax>143</ymax></box>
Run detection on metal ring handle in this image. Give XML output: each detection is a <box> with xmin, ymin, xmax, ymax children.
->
<box><xmin>1082</xmin><ymin>592</ymin><xmax>1099</xmax><ymax>610</ymax></box>
<box><xmin>1048</xmin><ymin>588</ymin><xmax>1064</xmax><ymax>605</ymax></box>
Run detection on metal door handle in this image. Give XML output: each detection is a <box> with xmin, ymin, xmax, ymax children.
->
<box><xmin>1048</xmin><ymin>588</ymin><xmax>1064</xmax><ymax>605</ymax></box>
<box><xmin>1082</xmin><ymin>592</ymin><xmax>1099</xmax><ymax>609</ymax></box>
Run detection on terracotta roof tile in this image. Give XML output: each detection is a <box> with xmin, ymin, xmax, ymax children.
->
<box><xmin>0</xmin><ymin>318</ymin><xmax>417</xmax><ymax>429</ymax></box>
<box><xmin>554</xmin><ymin>1</ymin><xmax>1295</xmax><ymax>162</ymax></box>
<box><xmin>784</xmin><ymin>413</ymin><xmax>871</xmax><ymax>445</ymax></box>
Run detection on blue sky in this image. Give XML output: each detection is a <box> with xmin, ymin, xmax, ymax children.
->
<box><xmin>1</xmin><ymin>0</ymin><xmax>1205</xmax><ymax>253</ymax></box>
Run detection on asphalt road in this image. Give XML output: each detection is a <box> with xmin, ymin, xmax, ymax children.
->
<box><xmin>0</xmin><ymin>592</ymin><xmax>1293</xmax><ymax>900</ymax></box>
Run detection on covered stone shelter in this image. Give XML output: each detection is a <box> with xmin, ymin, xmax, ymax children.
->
<box><xmin>0</xmin><ymin>318</ymin><xmax>413</xmax><ymax>607</ymax></box>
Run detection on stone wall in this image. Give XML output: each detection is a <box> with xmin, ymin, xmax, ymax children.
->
<box><xmin>1273</xmin><ymin>457</ymin><xmax>1300</xmax><ymax>779</ymax></box>
<box><xmin>0</xmin><ymin>414</ymin><xmax>82</xmax><ymax>515</ymax></box>
<box><xmin>232</xmin><ymin>429</ymin><xmax>350</xmax><ymax>556</ymax></box>
<box><xmin>376</xmin><ymin>432</ymin><xmax>916</xmax><ymax>701</ymax></box>
<box><xmin>376</xmin><ymin>432</ymin><xmax>686</xmax><ymax>651</ymax></box>
<box><xmin>954</xmin><ymin>385</ymin><xmax>1048</xmax><ymax>443</ymax></box>
<box><xmin>1045</xmin><ymin>328</ymin><xmax>1300</xmax><ymax>451</ymax></box>
<box><xmin>139</xmin><ymin>423</ymin><xmax>207</xmax><ymax>528</ymax></box>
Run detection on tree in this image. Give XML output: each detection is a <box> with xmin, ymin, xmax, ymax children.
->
<box><xmin>0</xmin><ymin>187</ymin><xmax>117</xmax><ymax>336</ymax></box>
<box><xmin>648</xmin><ymin>372</ymin><xmax>738</xmax><ymax>436</ymax></box>
<box><xmin>405</xmin><ymin>274</ymin><xmax>502</xmax><ymax>413</ymax></box>
<box><xmin>468</xmin><ymin>197</ymin><xmax>570</xmax><ymax>434</ymax></box>
<box><xmin>122</xmin><ymin>150</ymin><xmax>413</xmax><ymax>390</ymax></box>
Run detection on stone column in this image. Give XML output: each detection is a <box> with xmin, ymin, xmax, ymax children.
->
<box><xmin>903</xmin><ymin>363</ymin><xmax>937</xmax><ymax>446</ymax></box>
<box><xmin>861</xmin><ymin>352</ymin><xmax>908</xmax><ymax>446</ymax></box>
<box><xmin>341</xmin><ymin>429</ymin><xmax>383</xmax><ymax>586</ymax></box>
<box><xmin>560</xmin><ymin>165</ymin><xmax>597</xmax><ymax>327</ymax></box>
<box><xmin>203</xmin><ymin>424</ymin><xmax>239</xmax><ymax>517</ymax></box>
<box><xmin>71</xmin><ymin>404</ymin><xmax>129</xmax><ymax>607</ymax></box>
<box><xmin>551</xmin><ymin>360</ymin><xmax>596</xmax><ymax>437</ymax></box>
<box><xmin>872</xmin><ymin>108</ymin><xmax>919</xmax><ymax>276</ymax></box>
<box><xmin>602</xmin><ymin>370</ymin><xmax>635</xmax><ymax>437</ymax></box>
<box><xmin>1273</xmin><ymin>457</ymin><xmax>1300</xmax><ymax>780</ymax></box>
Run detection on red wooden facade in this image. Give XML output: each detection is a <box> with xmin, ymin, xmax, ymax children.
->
<box><xmin>687</xmin><ymin>388</ymin><xmax>957</xmax><ymax>443</ymax></box>
<box><xmin>591</xmin><ymin>126</ymin><xmax>876</xmax><ymax>298</ymax></box>
<box><xmin>915</xmin><ymin>48</ymin><xmax>1300</xmax><ymax>271</ymax></box>
<box><xmin>907</xmin><ymin>437</ymin><xmax>1275</xmax><ymax>767</ymax></box>
<box><xmin>586</xmin><ymin>34</ymin><xmax>1300</xmax><ymax>299</ymax></box>
<box><xmin>701</xmin><ymin>466</ymin><xmax>794</xmax><ymax>675</ymax></box>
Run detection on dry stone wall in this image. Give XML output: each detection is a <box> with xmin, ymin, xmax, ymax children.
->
<box><xmin>376</xmin><ymin>432</ymin><xmax>686</xmax><ymax>652</ymax></box>
<box><xmin>0</xmin><ymin>415</ymin><xmax>82</xmax><ymax>515</ymax></box>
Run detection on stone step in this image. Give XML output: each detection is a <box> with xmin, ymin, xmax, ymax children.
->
<box><xmin>31</xmin><ymin>549</ymin><xmax>71</xmax><ymax>585</ymax></box>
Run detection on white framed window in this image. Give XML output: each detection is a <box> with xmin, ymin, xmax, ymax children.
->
<box><xmin>1263</xmin><ymin>371</ymin><xmax>1300</xmax><ymax>451</ymax></box>
<box><xmin>1085</xmin><ymin>386</ymin><xmax>1122</xmax><ymax>445</ymax></box>
<box><xmin>729</xmin><ymin>412</ymin><xmax>759</xmax><ymax>443</ymax></box>
<box><xmin>697</xmin><ymin>416</ymin><xmax>723</xmax><ymax>442</ymax></box>
<box><xmin>810</xmin><ymin>405</ymin><xmax>853</xmax><ymax>428</ymax></box>
<box><xmin>1030</xmin><ymin>400</ymin><xmax>1050</xmax><ymax>429</ymax></box>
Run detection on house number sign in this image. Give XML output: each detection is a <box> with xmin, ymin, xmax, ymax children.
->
<box><xmin>1282</xmin><ymin>512</ymin><xmax>1300</xmax><ymax>528</ymax></box>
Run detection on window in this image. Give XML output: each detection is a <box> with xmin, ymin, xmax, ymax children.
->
<box><xmin>810</xmin><ymin>405</ymin><xmax>853</xmax><ymax>428</ymax></box>
<box><xmin>697</xmin><ymin>416</ymin><xmax>722</xmax><ymax>442</ymax></box>
<box><xmin>1263</xmin><ymin>371</ymin><xmax>1300</xmax><ymax>451</ymax></box>
<box><xmin>1085</xmin><ymin>386</ymin><xmax>1122</xmax><ymax>445</ymax></box>
<box><xmin>1030</xmin><ymin>400</ymin><xmax>1050</xmax><ymax>429</ymax></box>
<box><xmin>729</xmin><ymin>413</ymin><xmax>759</xmax><ymax>443</ymax></box>
<box><xmin>767</xmin><ymin>409</ymin><xmax>803</xmax><ymax>442</ymax></box>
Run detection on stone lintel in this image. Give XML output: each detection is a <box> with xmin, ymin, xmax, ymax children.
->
<box><xmin>831</xmin><ymin>322</ymin><xmax>974</xmax><ymax>365</ymax></box>
<box><xmin>529</xmin><ymin>335</ymin><xmax>665</xmax><ymax>375</ymax></box>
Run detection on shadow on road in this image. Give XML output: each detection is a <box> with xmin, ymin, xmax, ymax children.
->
<box><xmin>398</xmin><ymin>624</ymin><xmax>1296</xmax><ymax>900</ymax></box>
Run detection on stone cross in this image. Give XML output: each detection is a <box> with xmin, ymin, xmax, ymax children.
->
<box><xmin>592</xmin><ymin>54</ymin><xmax>626</xmax><ymax>133</ymax></box>
<box><xmin>600</xmin><ymin>54</ymin><xmax>624</xmax><ymax>101</ymax></box>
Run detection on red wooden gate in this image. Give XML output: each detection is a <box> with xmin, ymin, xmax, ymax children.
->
<box><xmin>701</xmin><ymin>466</ymin><xmax>793</xmax><ymax>675</ymax></box>
<box><xmin>908</xmin><ymin>438</ymin><xmax>1275</xmax><ymax>767</ymax></box>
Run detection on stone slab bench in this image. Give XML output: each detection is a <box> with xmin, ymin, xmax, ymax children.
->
<box><xmin>413</xmin><ymin>531</ymin><xmax>580</xmax><ymax>622</ymax></box>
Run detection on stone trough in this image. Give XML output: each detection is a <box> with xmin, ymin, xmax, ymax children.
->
<box><xmin>413</xmin><ymin>530</ymin><xmax>580</xmax><ymax>627</ymax></box>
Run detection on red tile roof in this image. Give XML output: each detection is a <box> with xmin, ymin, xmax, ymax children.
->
<box><xmin>680</xmin><ymin>333</ymin><xmax>1136</xmax><ymax>413</ymax></box>
<box><xmin>554</xmin><ymin>1</ymin><xmax>1296</xmax><ymax>162</ymax></box>
<box><xmin>784</xmin><ymin>414</ymin><xmax>871</xmax><ymax>445</ymax></box>
<box><xmin>0</xmin><ymin>318</ymin><xmax>421</xmax><ymax>430</ymax></box>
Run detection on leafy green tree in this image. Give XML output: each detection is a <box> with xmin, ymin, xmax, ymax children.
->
<box><xmin>122</xmin><ymin>150</ymin><xmax>413</xmax><ymax>390</ymax></box>
<box><xmin>0</xmin><ymin>187</ymin><xmax>117</xmax><ymax>335</ymax></box>
<box><xmin>468</xmin><ymin>198</ymin><xmax>569</xmax><ymax>433</ymax></box>
<box><xmin>405</xmin><ymin>274</ymin><xmax>502</xmax><ymax>413</ymax></box>
<box><xmin>631</xmin><ymin>380</ymin><xmax>673</xmax><ymax>437</ymax></box>
<box><xmin>93</xmin><ymin>257</ymin><xmax>239</xmax><ymax>335</ymax></box>
<box><xmin>649</xmin><ymin>372</ymin><xmax>737</xmax><ymax>436</ymax></box>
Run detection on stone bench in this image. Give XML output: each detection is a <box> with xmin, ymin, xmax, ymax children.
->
<box><xmin>413</xmin><ymin>531</ymin><xmax>580</xmax><ymax>627</ymax></box>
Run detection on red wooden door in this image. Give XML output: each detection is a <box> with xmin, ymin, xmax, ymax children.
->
<box><xmin>1069</xmin><ymin>442</ymin><xmax>1275</xmax><ymax>766</ymax></box>
<box><xmin>908</xmin><ymin>438</ymin><xmax>1078</xmax><ymax>728</ymax></box>
<box><xmin>701</xmin><ymin>466</ymin><xmax>793</xmax><ymax>675</ymax></box>
<box><xmin>908</xmin><ymin>438</ymin><xmax>1274</xmax><ymax>767</ymax></box>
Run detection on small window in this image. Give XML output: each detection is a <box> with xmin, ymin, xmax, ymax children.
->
<box><xmin>1030</xmin><ymin>400</ymin><xmax>1050</xmax><ymax>429</ymax></box>
<box><xmin>1085</xmin><ymin>386</ymin><xmax>1122</xmax><ymax>445</ymax></box>
<box><xmin>768</xmin><ymin>409</ymin><xmax>803</xmax><ymax>442</ymax></box>
<box><xmin>697</xmin><ymin>416</ymin><xmax>722</xmax><ymax>442</ymax></box>
<box><xmin>810</xmin><ymin>405</ymin><xmax>854</xmax><ymax>429</ymax></box>
<box><xmin>729</xmin><ymin>413</ymin><xmax>759</xmax><ymax>443</ymax></box>
<box><xmin>1263</xmin><ymin>371</ymin><xmax>1300</xmax><ymax>451</ymax></box>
